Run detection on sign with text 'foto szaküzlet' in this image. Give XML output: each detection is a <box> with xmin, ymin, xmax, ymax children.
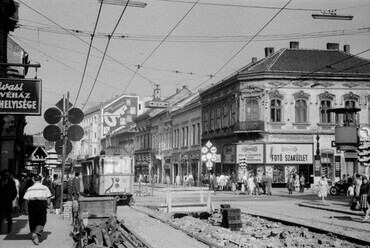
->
<box><xmin>0</xmin><ymin>78</ymin><xmax>42</xmax><ymax>115</ymax></box>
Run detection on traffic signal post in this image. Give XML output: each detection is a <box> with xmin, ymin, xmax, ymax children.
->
<box><xmin>43</xmin><ymin>92</ymin><xmax>84</xmax><ymax>213</ymax></box>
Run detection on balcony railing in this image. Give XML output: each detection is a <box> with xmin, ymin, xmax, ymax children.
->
<box><xmin>234</xmin><ymin>120</ymin><xmax>265</xmax><ymax>132</ymax></box>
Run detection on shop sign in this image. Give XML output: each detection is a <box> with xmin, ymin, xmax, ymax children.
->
<box><xmin>102</xmin><ymin>95</ymin><xmax>139</xmax><ymax>136</ymax></box>
<box><xmin>266</xmin><ymin>144</ymin><xmax>313</xmax><ymax>164</ymax></box>
<box><xmin>0</xmin><ymin>78</ymin><xmax>42</xmax><ymax>115</ymax></box>
<box><xmin>237</xmin><ymin>144</ymin><xmax>263</xmax><ymax>164</ymax></box>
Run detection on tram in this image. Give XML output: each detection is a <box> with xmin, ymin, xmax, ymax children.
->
<box><xmin>81</xmin><ymin>154</ymin><xmax>134</xmax><ymax>205</ymax></box>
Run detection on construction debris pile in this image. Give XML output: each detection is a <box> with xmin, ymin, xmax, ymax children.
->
<box><xmin>70</xmin><ymin>216</ymin><xmax>149</xmax><ymax>248</ymax></box>
<box><xmin>133</xmin><ymin>206</ymin><xmax>368</xmax><ymax>248</ymax></box>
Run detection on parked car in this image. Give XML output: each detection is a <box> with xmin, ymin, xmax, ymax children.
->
<box><xmin>330</xmin><ymin>180</ymin><xmax>351</xmax><ymax>195</ymax></box>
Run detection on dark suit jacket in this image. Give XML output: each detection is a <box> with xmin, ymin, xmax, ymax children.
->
<box><xmin>0</xmin><ymin>178</ymin><xmax>17</xmax><ymax>205</ymax></box>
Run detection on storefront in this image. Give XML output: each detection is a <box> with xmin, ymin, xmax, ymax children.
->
<box><xmin>237</xmin><ymin>144</ymin><xmax>264</xmax><ymax>182</ymax></box>
<box><xmin>265</xmin><ymin>143</ymin><xmax>314</xmax><ymax>187</ymax></box>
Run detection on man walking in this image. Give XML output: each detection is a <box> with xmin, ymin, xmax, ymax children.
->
<box><xmin>299</xmin><ymin>174</ymin><xmax>305</xmax><ymax>193</ymax></box>
<box><xmin>24</xmin><ymin>175</ymin><xmax>52</xmax><ymax>245</ymax></box>
<box><xmin>0</xmin><ymin>169</ymin><xmax>17</xmax><ymax>234</ymax></box>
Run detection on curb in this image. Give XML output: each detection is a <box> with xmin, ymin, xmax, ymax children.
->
<box><xmin>298</xmin><ymin>202</ymin><xmax>363</xmax><ymax>216</ymax></box>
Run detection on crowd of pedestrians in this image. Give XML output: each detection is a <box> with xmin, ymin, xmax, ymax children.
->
<box><xmin>0</xmin><ymin>169</ymin><xmax>83</xmax><ymax>245</ymax></box>
<box><xmin>343</xmin><ymin>173</ymin><xmax>370</xmax><ymax>221</ymax></box>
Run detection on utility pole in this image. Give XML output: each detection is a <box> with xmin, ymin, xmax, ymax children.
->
<box><xmin>0</xmin><ymin>0</ymin><xmax>17</xmax><ymax>170</ymax></box>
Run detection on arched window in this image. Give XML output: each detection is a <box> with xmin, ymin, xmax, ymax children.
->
<box><xmin>270</xmin><ymin>99</ymin><xmax>282</xmax><ymax>122</ymax></box>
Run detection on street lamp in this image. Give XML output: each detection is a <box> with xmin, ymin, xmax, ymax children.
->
<box><xmin>98</xmin><ymin>0</ymin><xmax>147</xmax><ymax>8</ymax></box>
<box><xmin>312</xmin><ymin>10</ymin><xmax>353</xmax><ymax>21</ymax></box>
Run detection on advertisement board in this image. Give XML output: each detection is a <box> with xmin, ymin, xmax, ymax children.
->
<box><xmin>236</xmin><ymin>144</ymin><xmax>264</xmax><ymax>164</ymax></box>
<box><xmin>0</xmin><ymin>78</ymin><xmax>42</xmax><ymax>115</ymax></box>
<box><xmin>102</xmin><ymin>95</ymin><xmax>139</xmax><ymax>136</ymax></box>
<box><xmin>266</xmin><ymin>143</ymin><xmax>313</xmax><ymax>164</ymax></box>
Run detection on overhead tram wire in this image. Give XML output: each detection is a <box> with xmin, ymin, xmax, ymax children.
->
<box><xmin>74</xmin><ymin>0</ymin><xmax>104</xmax><ymax>106</ymax></box>
<box><xmin>18</xmin><ymin>0</ymin><xmax>155</xmax><ymax>89</ymax></box>
<box><xmin>191</xmin><ymin>0</ymin><xmax>293</xmax><ymax>93</ymax></box>
<box><xmin>11</xmin><ymin>36</ymin><xmax>123</xmax><ymax>97</ymax></box>
<box><xmin>122</xmin><ymin>0</ymin><xmax>200</xmax><ymax>94</ymax></box>
<box><xmin>81</xmin><ymin>1</ymin><xmax>131</xmax><ymax>111</ymax></box>
<box><xmin>151</xmin><ymin>0</ymin><xmax>320</xmax><ymax>12</ymax></box>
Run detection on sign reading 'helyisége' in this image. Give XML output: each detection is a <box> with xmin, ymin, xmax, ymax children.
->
<box><xmin>0</xmin><ymin>78</ymin><xmax>42</xmax><ymax>115</ymax></box>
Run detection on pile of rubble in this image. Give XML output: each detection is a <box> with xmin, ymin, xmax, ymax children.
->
<box><xmin>134</xmin><ymin>206</ymin><xmax>367</xmax><ymax>248</ymax></box>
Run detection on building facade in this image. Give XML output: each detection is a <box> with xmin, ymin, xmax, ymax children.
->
<box><xmin>200</xmin><ymin>42</ymin><xmax>370</xmax><ymax>186</ymax></box>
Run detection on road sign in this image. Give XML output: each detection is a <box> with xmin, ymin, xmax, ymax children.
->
<box><xmin>44</xmin><ymin>107</ymin><xmax>62</xmax><ymax>124</ymax></box>
<box><xmin>67</xmin><ymin>125</ymin><xmax>84</xmax><ymax>141</ymax></box>
<box><xmin>68</xmin><ymin>107</ymin><xmax>84</xmax><ymax>124</ymax></box>
<box><xmin>55</xmin><ymin>138</ymin><xmax>72</xmax><ymax>156</ymax></box>
<box><xmin>43</xmin><ymin>124</ymin><xmax>61</xmax><ymax>141</ymax></box>
<box><xmin>55</xmin><ymin>98</ymin><xmax>73</xmax><ymax>111</ymax></box>
<box><xmin>31</xmin><ymin>146</ymin><xmax>48</xmax><ymax>160</ymax></box>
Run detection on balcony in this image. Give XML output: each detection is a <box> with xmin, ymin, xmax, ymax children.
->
<box><xmin>234</xmin><ymin>120</ymin><xmax>265</xmax><ymax>133</ymax></box>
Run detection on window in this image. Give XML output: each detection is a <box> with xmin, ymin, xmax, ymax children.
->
<box><xmin>320</xmin><ymin>100</ymin><xmax>332</xmax><ymax>123</ymax></box>
<box><xmin>216</xmin><ymin>107</ymin><xmax>221</xmax><ymax>129</ymax></box>
<box><xmin>192</xmin><ymin>124</ymin><xmax>196</xmax><ymax>145</ymax></box>
<box><xmin>270</xmin><ymin>99</ymin><xmax>282</xmax><ymax>122</ymax></box>
<box><xmin>203</xmin><ymin>110</ymin><xmax>209</xmax><ymax>132</ymax></box>
<box><xmin>295</xmin><ymin>99</ymin><xmax>307</xmax><ymax>123</ymax></box>
<box><xmin>230</xmin><ymin>102</ymin><xmax>237</xmax><ymax>126</ymax></box>
<box><xmin>222</xmin><ymin>105</ymin><xmax>229</xmax><ymax>127</ymax></box>
<box><xmin>245</xmin><ymin>98</ymin><xmax>259</xmax><ymax>121</ymax></box>
<box><xmin>210</xmin><ymin>109</ymin><xmax>215</xmax><ymax>130</ymax></box>
<box><xmin>197</xmin><ymin>123</ymin><xmax>201</xmax><ymax>144</ymax></box>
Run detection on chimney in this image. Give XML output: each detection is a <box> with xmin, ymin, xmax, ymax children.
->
<box><xmin>252</xmin><ymin>57</ymin><xmax>257</xmax><ymax>63</ymax></box>
<box><xmin>290</xmin><ymin>41</ymin><xmax>299</xmax><ymax>49</ymax></box>
<box><xmin>264</xmin><ymin>47</ymin><xmax>274</xmax><ymax>57</ymax></box>
<box><xmin>344</xmin><ymin>44</ymin><xmax>350</xmax><ymax>53</ymax></box>
<box><xmin>326</xmin><ymin>43</ymin><xmax>339</xmax><ymax>50</ymax></box>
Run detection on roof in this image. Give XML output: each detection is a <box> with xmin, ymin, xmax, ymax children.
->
<box><xmin>242</xmin><ymin>48</ymin><xmax>370</xmax><ymax>75</ymax></box>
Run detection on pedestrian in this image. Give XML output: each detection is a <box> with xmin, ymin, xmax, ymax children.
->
<box><xmin>23</xmin><ymin>174</ymin><xmax>52</xmax><ymax>245</ymax></box>
<box><xmin>11</xmin><ymin>173</ymin><xmax>20</xmax><ymax>213</ymax></box>
<box><xmin>211</xmin><ymin>173</ymin><xmax>218</xmax><ymax>194</ymax></box>
<box><xmin>0</xmin><ymin>169</ymin><xmax>17</xmax><ymax>234</ymax></box>
<box><xmin>71</xmin><ymin>172</ymin><xmax>81</xmax><ymax>200</ymax></box>
<box><xmin>52</xmin><ymin>174</ymin><xmax>62</xmax><ymax>214</ymax></box>
<box><xmin>230</xmin><ymin>171</ymin><xmax>238</xmax><ymax>194</ymax></box>
<box><xmin>287</xmin><ymin>174</ymin><xmax>294</xmax><ymax>194</ymax></box>
<box><xmin>187</xmin><ymin>173</ymin><xmax>194</xmax><ymax>186</ymax></box>
<box><xmin>261</xmin><ymin>173</ymin><xmax>267</xmax><ymax>194</ymax></box>
<box><xmin>266</xmin><ymin>174</ymin><xmax>273</xmax><ymax>195</ymax></box>
<box><xmin>294</xmin><ymin>174</ymin><xmax>300</xmax><ymax>191</ymax></box>
<box><xmin>359</xmin><ymin>176</ymin><xmax>369</xmax><ymax>221</ymax></box>
<box><xmin>166</xmin><ymin>173</ymin><xmax>171</xmax><ymax>186</ymax></box>
<box><xmin>19</xmin><ymin>174</ymin><xmax>27</xmax><ymax>214</ymax></box>
<box><xmin>247</xmin><ymin>174</ymin><xmax>255</xmax><ymax>195</ymax></box>
<box><xmin>253</xmin><ymin>174</ymin><xmax>261</xmax><ymax>195</ymax></box>
<box><xmin>175</xmin><ymin>174</ymin><xmax>181</xmax><ymax>186</ymax></box>
<box><xmin>42</xmin><ymin>171</ymin><xmax>54</xmax><ymax>211</ymax></box>
<box><xmin>299</xmin><ymin>173</ymin><xmax>305</xmax><ymax>193</ymax></box>
<box><xmin>354</xmin><ymin>174</ymin><xmax>362</xmax><ymax>201</ymax></box>
<box><xmin>318</xmin><ymin>175</ymin><xmax>329</xmax><ymax>203</ymax></box>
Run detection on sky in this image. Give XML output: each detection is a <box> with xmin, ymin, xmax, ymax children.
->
<box><xmin>10</xmin><ymin>0</ymin><xmax>370</xmax><ymax>135</ymax></box>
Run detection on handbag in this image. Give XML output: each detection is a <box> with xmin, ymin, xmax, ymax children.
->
<box><xmin>350</xmin><ymin>199</ymin><xmax>361</xmax><ymax>211</ymax></box>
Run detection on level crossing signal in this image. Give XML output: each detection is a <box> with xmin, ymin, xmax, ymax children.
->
<box><xmin>43</xmin><ymin>98</ymin><xmax>84</xmax><ymax>155</ymax></box>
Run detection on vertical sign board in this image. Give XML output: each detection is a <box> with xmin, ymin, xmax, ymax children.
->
<box><xmin>0</xmin><ymin>78</ymin><xmax>42</xmax><ymax>115</ymax></box>
<box><xmin>101</xmin><ymin>95</ymin><xmax>139</xmax><ymax>137</ymax></box>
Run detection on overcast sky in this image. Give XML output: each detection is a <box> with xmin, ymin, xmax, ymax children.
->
<box><xmin>11</xmin><ymin>0</ymin><xmax>370</xmax><ymax>134</ymax></box>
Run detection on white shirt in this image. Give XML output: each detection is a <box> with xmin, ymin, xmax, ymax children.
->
<box><xmin>23</xmin><ymin>182</ymin><xmax>52</xmax><ymax>201</ymax></box>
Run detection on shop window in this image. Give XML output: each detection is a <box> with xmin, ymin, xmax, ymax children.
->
<box><xmin>321</xmin><ymin>151</ymin><xmax>334</xmax><ymax>181</ymax></box>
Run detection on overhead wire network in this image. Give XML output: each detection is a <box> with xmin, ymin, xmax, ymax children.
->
<box><xmin>17</xmin><ymin>0</ymin><xmax>157</xmax><ymax>100</ymax></box>
<box><xmin>74</xmin><ymin>0</ymin><xmax>104</xmax><ymax>106</ymax></box>
<box><xmin>190</xmin><ymin>0</ymin><xmax>293</xmax><ymax>93</ymax></box>
<box><xmin>122</xmin><ymin>0</ymin><xmax>200</xmax><ymax>94</ymax></box>
<box><xmin>81</xmin><ymin>1</ymin><xmax>132</xmax><ymax>110</ymax></box>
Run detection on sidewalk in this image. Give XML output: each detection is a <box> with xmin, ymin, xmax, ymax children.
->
<box><xmin>0</xmin><ymin>212</ymin><xmax>74</xmax><ymax>248</ymax></box>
